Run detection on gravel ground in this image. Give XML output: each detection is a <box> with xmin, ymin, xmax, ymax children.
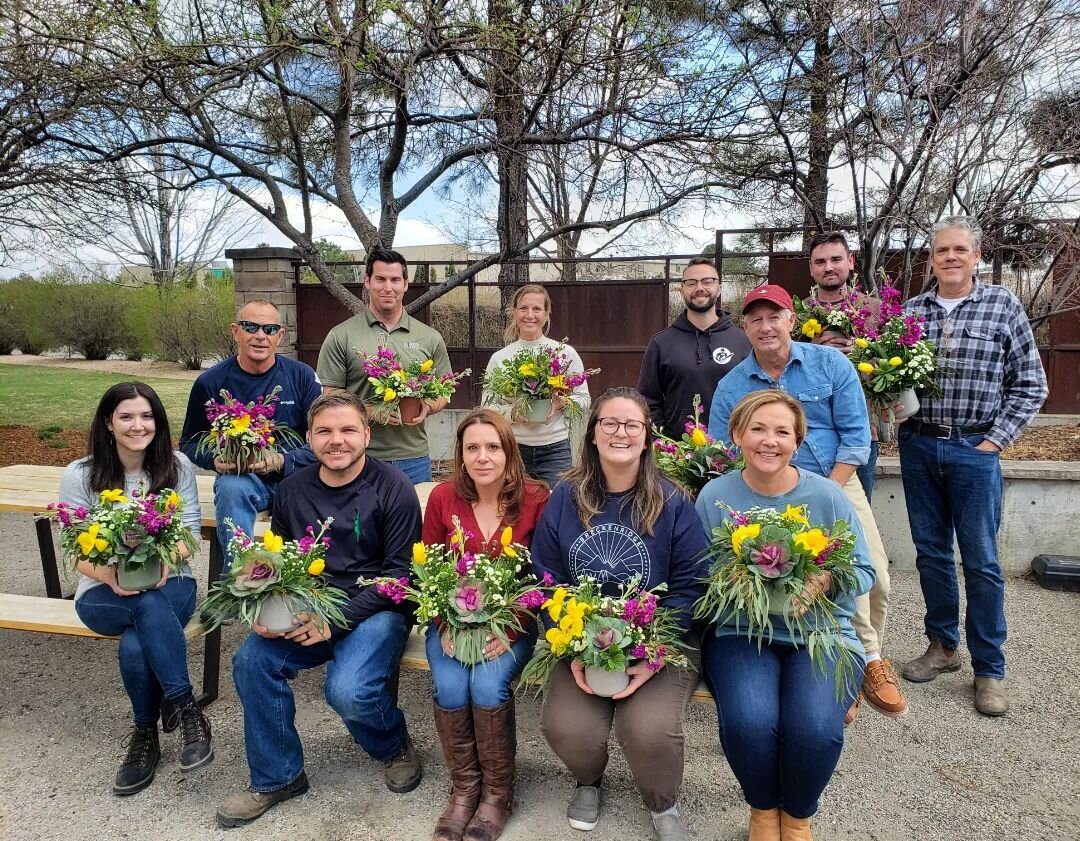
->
<box><xmin>1</xmin><ymin>510</ymin><xmax>1077</xmax><ymax>841</ymax></box>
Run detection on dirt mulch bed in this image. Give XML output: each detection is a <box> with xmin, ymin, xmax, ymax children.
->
<box><xmin>878</xmin><ymin>423</ymin><xmax>1080</xmax><ymax>461</ymax></box>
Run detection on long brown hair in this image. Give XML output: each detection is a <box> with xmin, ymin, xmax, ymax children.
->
<box><xmin>562</xmin><ymin>387</ymin><xmax>675</xmax><ymax>535</ymax></box>
<box><xmin>503</xmin><ymin>283</ymin><xmax>552</xmax><ymax>342</ymax></box>
<box><xmin>87</xmin><ymin>382</ymin><xmax>178</xmax><ymax>493</ymax></box>
<box><xmin>451</xmin><ymin>408</ymin><xmax>541</xmax><ymax>522</ymax></box>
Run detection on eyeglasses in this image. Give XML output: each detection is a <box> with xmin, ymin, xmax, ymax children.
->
<box><xmin>236</xmin><ymin>320</ymin><xmax>283</xmax><ymax>336</ymax></box>
<box><xmin>597</xmin><ymin>418</ymin><xmax>647</xmax><ymax>437</ymax></box>
<box><xmin>681</xmin><ymin>277</ymin><xmax>719</xmax><ymax>290</ymax></box>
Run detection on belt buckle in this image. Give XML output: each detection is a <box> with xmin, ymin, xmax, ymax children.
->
<box><xmin>936</xmin><ymin>425</ymin><xmax>953</xmax><ymax>439</ymax></box>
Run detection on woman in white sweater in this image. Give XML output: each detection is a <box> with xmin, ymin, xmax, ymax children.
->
<box><xmin>483</xmin><ymin>284</ymin><xmax>591</xmax><ymax>487</ymax></box>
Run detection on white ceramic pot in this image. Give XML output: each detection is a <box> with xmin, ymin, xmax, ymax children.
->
<box><xmin>584</xmin><ymin>665</ymin><xmax>630</xmax><ymax>697</ymax></box>
<box><xmin>256</xmin><ymin>593</ymin><xmax>302</xmax><ymax>633</ymax></box>
<box><xmin>892</xmin><ymin>388</ymin><xmax>920</xmax><ymax>420</ymax></box>
<box><xmin>116</xmin><ymin>557</ymin><xmax>163</xmax><ymax>592</ymax></box>
<box><xmin>525</xmin><ymin>398</ymin><xmax>552</xmax><ymax>424</ymax></box>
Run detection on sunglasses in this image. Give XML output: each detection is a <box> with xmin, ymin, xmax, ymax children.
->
<box><xmin>236</xmin><ymin>320</ymin><xmax>283</xmax><ymax>336</ymax></box>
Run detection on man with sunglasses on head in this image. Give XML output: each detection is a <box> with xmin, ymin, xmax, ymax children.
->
<box><xmin>180</xmin><ymin>299</ymin><xmax>322</xmax><ymax>570</ymax></box>
<box><xmin>638</xmin><ymin>257</ymin><xmax>750</xmax><ymax>439</ymax></box>
<box><xmin>898</xmin><ymin>217</ymin><xmax>1046</xmax><ymax>717</ymax></box>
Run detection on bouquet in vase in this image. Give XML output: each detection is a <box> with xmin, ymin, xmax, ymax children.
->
<box><xmin>652</xmin><ymin>396</ymin><xmax>741</xmax><ymax>497</ymax></box>
<box><xmin>41</xmin><ymin>487</ymin><xmax>198</xmax><ymax>590</ymax></box>
<box><xmin>694</xmin><ymin>503</ymin><xmax>862</xmax><ymax>695</ymax></box>
<box><xmin>356</xmin><ymin>346</ymin><xmax>470</xmax><ymax>424</ymax></box>
<box><xmin>521</xmin><ymin>578</ymin><xmax>690</xmax><ymax>697</ymax></box>
<box><xmin>363</xmin><ymin>517</ymin><xmax>545</xmax><ymax>665</ymax></box>
<box><xmin>200</xmin><ymin>519</ymin><xmax>351</xmax><ymax>633</ymax></box>
<box><xmin>847</xmin><ymin>282</ymin><xmax>937</xmax><ymax>427</ymax></box>
<box><xmin>483</xmin><ymin>341</ymin><xmax>599</xmax><ymax>424</ymax></box>
<box><xmin>197</xmin><ymin>386</ymin><xmax>302</xmax><ymax>471</ymax></box>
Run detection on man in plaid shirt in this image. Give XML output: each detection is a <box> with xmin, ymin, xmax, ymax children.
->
<box><xmin>898</xmin><ymin>217</ymin><xmax>1047</xmax><ymax>717</ymax></box>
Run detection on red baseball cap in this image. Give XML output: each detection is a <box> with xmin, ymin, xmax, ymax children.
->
<box><xmin>741</xmin><ymin>284</ymin><xmax>793</xmax><ymax>313</ymax></box>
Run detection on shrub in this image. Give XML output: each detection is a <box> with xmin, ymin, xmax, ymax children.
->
<box><xmin>51</xmin><ymin>283</ymin><xmax>136</xmax><ymax>360</ymax></box>
<box><xmin>153</xmin><ymin>281</ymin><xmax>235</xmax><ymax>369</ymax></box>
<box><xmin>0</xmin><ymin>276</ymin><xmax>59</xmax><ymax>354</ymax></box>
<box><xmin>120</xmin><ymin>285</ymin><xmax>160</xmax><ymax>361</ymax></box>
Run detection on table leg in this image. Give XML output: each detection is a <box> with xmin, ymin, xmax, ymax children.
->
<box><xmin>35</xmin><ymin>518</ymin><xmax>64</xmax><ymax>600</ymax></box>
<box><xmin>196</xmin><ymin>531</ymin><xmax>226</xmax><ymax>707</ymax></box>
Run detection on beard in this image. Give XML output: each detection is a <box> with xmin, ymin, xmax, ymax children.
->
<box><xmin>815</xmin><ymin>273</ymin><xmax>850</xmax><ymax>291</ymax></box>
<box><xmin>685</xmin><ymin>294</ymin><xmax>719</xmax><ymax>313</ymax></box>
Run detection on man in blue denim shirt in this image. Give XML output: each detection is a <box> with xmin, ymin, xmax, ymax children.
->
<box><xmin>710</xmin><ymin>284</ymin><xmax>909</xmax><ymax>722</ymax></box>
<box><xmin>899</xmin><ymin>217</ymin><xmax>1047</xmax><ymax>717</ymax></box>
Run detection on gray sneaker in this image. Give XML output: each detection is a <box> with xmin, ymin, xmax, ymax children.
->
<box><xmin>567</xmin><ymin>784</ymin><xmax>601</xmax><ymax>831</ymax></box>
<box><xmin>652</xmin><ymin>811</ymin><xmax>690</xmax><ymax>841</ymax></box>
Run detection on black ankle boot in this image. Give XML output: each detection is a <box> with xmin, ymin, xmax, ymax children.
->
<box><xmin>177</xmin><ymin>699</ymin><xmax>214</xmax><ymax>772</ymax></box>
<box><xmin>160</xmin><ymin>696</ymin><xmax>181</xmax><ymax>734</ymax></box>
<box><xmin>114</xmin><ymin>725</ymin><xmax>160</xmax><ymax>796</ymax></box>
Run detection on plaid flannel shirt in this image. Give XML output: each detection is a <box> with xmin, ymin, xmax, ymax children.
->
<box><xmin>904</xmin><ymin>280</ymin><xmax>1047</xmax><ymax>449</ymax></box>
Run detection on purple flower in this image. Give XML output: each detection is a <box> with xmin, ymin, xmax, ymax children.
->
<box><xmin>233</xmin><ymin>558</ymin><xmax>281</xmax><ymax>593</ymax></box>
<box><xmin>453</xmin><ymin>582</ymin><xmax>485</xmax><ymax>615</ymax></box>
<box><xmin>456</xmin><ymin>552</ymin><xmax>476</xmax><ymax>576</ymax></box>
<box><xmin>541</xmin><ymin>571</ymin><xmax>554</xmax><ymax>586</ymax></box>
<box><xmin>750</xmin><ymin>543</ymin><xmax>793</xmax><ymax>579</ymax></box>
<box><xmin>631</xmin><ymin>643</ymin><xmax>648</xmax><ymax>659</ymax></box>
<box><xmin>516</xmin><ymin>589</ymin><xmax>546</xmax><ymax>610</ymax></box>
<box><xmin>593</xmin><ymin>627</ymin><xmax>618</xmax><ymax>650</ymax></box>
<box><xmin>376</xmin><ymin>577</ymin><xmax>410</xmax><ymax>605</ymax></box>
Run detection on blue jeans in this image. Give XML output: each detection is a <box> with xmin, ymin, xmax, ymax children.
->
<box><xmin>856</xmin><ymin>440</ymin><xmax>879</xmax><ymax>503</ymax></box>
<box><xmin>389</xmin><ymin>455</ymin><xmax>432</xmax><ymax>485</ymax></box>
<box><xmin>232</xmin><ymin>610</ymin><xmax>410</xmax><ymax>792</ymax></box>
<box><xmin>897</xmin><ymin>427</ymin><xmax>1006</xmax><ymax>678</ymax></box>
<box><xmin>214</xmin><ymin>472</ymin><xmax>275</xmax><ymax>572</ymax></box>
<box><xmin>75</xmin><ymin>577</ymin><xmax>197</xmax><ymax>726</ymax></box>
<box><xmin>701</xmin><ymin>634</ymin><xmax>861</xmax><ymax>819</ymax></box>
<box><xmin>519</xmin><ymin>440</ymin><xmax>572</xmax><ymax>488</ymax></box>
<box><xmin>425</xmin><ymin>622</ymin><xmax>538</xmax><ymax>709</ymax></box>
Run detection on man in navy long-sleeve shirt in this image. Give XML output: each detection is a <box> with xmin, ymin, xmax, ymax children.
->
<box><xmin>179</xmin><ymin>299</ymin><xmax>321</xmax><ymax>569</ymax></box>
<box><xmin>217</xmin><ymin>392</ymin><xmax>423</xmax><ymax>828</ymax></box>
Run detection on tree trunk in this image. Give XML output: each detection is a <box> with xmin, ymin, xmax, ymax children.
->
<box><xmin>801</xmin><ymin>3</ymin><xmax>833</xmax><ymax>246</ymax></box>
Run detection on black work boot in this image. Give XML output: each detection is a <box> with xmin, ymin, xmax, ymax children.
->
<box><xmin>177</xmin><ymin>699</ymin><xmax>215</xmax><ymax>772</ymax></box>
<box><xmin>160</xmin><ymin>696</ymin><xmax>181</xmax><ymax>734</ymax></box>
<box><xmin>114</xmin><ymin>725</ymin><xmax>160</xmax><ymax>796</ymax></box>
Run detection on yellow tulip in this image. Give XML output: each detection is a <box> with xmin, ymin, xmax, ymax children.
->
<box><xmin>781</xmin><ymin>504</ymin><xmax>809</xmax><ymax>526</ymax></box>
<box><xmin>262</xmin><ymin>530</ymin><xmax>284</xmax><ymax>553</ymax></box>
<box><xmin>412</xmin><ymin>542</ymin><xmax>427</xmax><ymax>566</ymax></box>
<box><xmin>76</xmin><ymin>522</ymin><xmax>110</xmax><ymax>557</ymax></box>
<box><xmin>794</xmin><ymin>528</ymin><xmax>830</xmax><ymax>558</ymax></box>
<box><xmin>420</xmin><ymin>359</ymin><xmax>434</xmax><ymax>373</ymax></box>
<box><xmin>307</xmin><ymin>558</ymin><xmax>326</xmax><ymax>576</ymax></box>
<box><xmin>889</xmin><ymin>356</ymin><xmax>903</xmax><ymax>367</ymax></box>
<box><xmin>99</xmin><ymin>489</ymin><xmax>128</xmax><ymax>505</ymax></box>
<box><xmin>854</xmin><ymin>338</ymin><xmax>869</xmax><ymax>349</ymax></box>
<box><xmin>857</xmin><ymin>362</ymin><xmax>874</xmax><ymax>375</ymax></box>
<box><xmin>801</xmin><ymin>318</ymin><xmax>823</xmax><ymax>338</ymax></box>
<box><xmin>499</xmin><ymin>526</ymin><xmax>517</xmax><ymax>558</ymax></box>
<box><xmin>383</xmin><ymin>388</ymin><xmax>397</xmax><ymax>403</ymax></box>
<box><xmin>165</xmin><ymin>491</ymin><xmax>180</xmax><ymax>510</ymax></box>
<box><xmin>731</xmin><ymin>523</ymin><xmax>761</xmax><ymax>556</ymax></box>
<box><xmin>518</xmin><ymin>363</ymin><xmax>538</xmax><ymax>377</ymax></box>
<box><xmin>690</xmin><ymin>428</ymin><xmax>709</xmax><ymax>448</ymax></box>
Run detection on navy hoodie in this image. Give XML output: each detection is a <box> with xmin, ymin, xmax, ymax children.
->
<box><xmin>638</xmin><ymin>311</ymin><xmax>751</xmax><ymax>439</ymax></box>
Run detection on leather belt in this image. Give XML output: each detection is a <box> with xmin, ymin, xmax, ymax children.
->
<box><xmin>905</xmin><ymin>419</ymin><xmax>993</xmax><ymax>439</ymax></box>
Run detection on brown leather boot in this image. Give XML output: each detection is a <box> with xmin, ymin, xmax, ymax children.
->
<box><xmin>779</xmin><ymin>810</ymin><xmax>813</xmax><ymax>841</ymax></box>
<box><xmin>433</xmin><ymin>704</ymin><xmax>482</xmax><ymax>841</ymax></box>
<box><xmin>463</xmin><ymin>700</ymin><xmax>516</xmax><ymax>841</ymax></box>
<box><xmin>749</xmin><ymin>806</ymin><xmax>781</xmax><ymax>841</ymax></box>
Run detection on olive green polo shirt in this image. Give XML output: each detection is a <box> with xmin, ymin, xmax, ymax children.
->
<box><xmin>317</xmin><ymin>309</ymin><xmax>452</xmax><ymax>460</ymax></box>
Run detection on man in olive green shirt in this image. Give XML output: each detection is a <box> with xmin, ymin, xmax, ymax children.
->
<box><xmin>317</xmin><ymin>248</ymin><xmax>452</xmax><ymax>483</ymax></box>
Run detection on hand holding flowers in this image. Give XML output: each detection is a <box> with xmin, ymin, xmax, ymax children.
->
<box><xmin>483</xmin><ymin>341</ymin><xmax>599</xmax><ymax>424</ymax></box>
<box><xmin>356</xmin><ymin>346</ymin><xmax>470</xmax><ymax>424</ymax></box>
<box><xmin>198</xmin><ymin>386</ymin><xmax>302</xmax><ymax>473</ymax></box>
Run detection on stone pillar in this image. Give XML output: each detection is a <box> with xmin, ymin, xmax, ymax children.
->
<box><xmin>225</xmin><ymin>247</ymin><xmax>301</xmax><ymax>359</ymax></box>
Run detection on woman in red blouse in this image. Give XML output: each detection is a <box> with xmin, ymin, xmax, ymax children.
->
<box><xmin>423</xmin><ymin>408</ymin><xmax>548</xmax><ymax>841</ymax></box>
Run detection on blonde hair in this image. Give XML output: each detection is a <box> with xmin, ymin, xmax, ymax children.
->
<box><xmin>728</xmin><ymin>391</ymin><xmax>807</xmax><ymax>447</ymax></box>
<box><xmin>503</xmin><ymin>284</ymin><xmax>552</xmax><ymax>342</ymax></box>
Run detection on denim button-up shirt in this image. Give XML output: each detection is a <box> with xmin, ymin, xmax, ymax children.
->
<box><xmin>708</xmin><ymin>341</ymin><xmax>871</xmax><ymax>476</ymax></box>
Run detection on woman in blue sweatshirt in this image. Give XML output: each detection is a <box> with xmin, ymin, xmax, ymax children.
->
<box><xmin>695</xmin><ymin>390</ymin><xmax>874</xmax><ymax>841</ymax></box>
<box><xmin>530</xmin><ymin>387</ymin><xmax>708</xmax><ymax>841</ymax></box>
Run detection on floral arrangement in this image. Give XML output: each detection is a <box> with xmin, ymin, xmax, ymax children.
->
<box><xmin>482</xmin><ymin>341</ymin><xmax>599</xmax><ymax>423</ymax></box>
<box><xmin>520</xmin><ymin>577</ymin><xmax>690</xmax><ymax>691</ymax></box>
<box><xmin>364</xmin><ymin>517</ymin><xmax>545</xmax><ymax>665</ymax></box>
<box><xmin>199</xmin><ymin>519</ymin><xmax>351</xmax><ymax>630</ymax></box>
<box><xmin>792</xmin><ymin>288</ymin><xmax>873</xmax><ymax>340</ymax></box>
<box><xmin>652</xmin><ymin>396</ymin><xmax>741</xmax><ymax>496</ymax></box>
<box><xmin>356</xmin><ymin>346</ymin><xmax>470</xmax><ymax>423</ymax></box>
<box><xmin>42</xmin><ymin>487</ymin><xmax>198</xmax><ymax>573</ymax></box>
<box><xmin>197</xmin><ymin>386</ymin><xmax>302</xmax><ymax>470</ymax></box>
<box><xmin>695</xmin><ymin>503</ymin><xmax>862</xmax><ymax>694</ymax></box>
<box><xmin>847</xmin><ymin>282</ymin><xmax>937</xmax><ymax>411</ymax></box>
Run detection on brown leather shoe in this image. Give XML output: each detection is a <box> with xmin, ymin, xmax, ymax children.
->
<box><xmin>463</xmin><ymin>700</ymin><xmax>516</xmax><ymax>841</ymax></box>
<box><xmin>433</xmin><ymin>703</ymin><xmax>482</xmax><ymax>841</ymax></box>
<box><xmin>902</xmin><ymin>638</ymin><xmax>962</xmax><ymax>683</ymax></box>
<box><xmin>974</xmin><ymin>677</ymin><xmax>1009</xmax><ymax>717</ymax></box>
<box><xmin>749</xmin><ymin>806</ymin><xmax>781</xmax><ymax>841</ymax></box>
<box><xmin>843</xmin><ymin>692</ymin><xmax>862</xmax><ymax>727</ymax></box>
<box><xmin>216</xmin><ymin>772</ymin><xmax>309</xmax><ymax>827</ymax></box>
<box><xmin>385</xmin><ymin>731</ymin><xmax>423</xmax><ymax>793</ymax></box>
<box><xmin>862</xmin><ymin>659</ymin><xmax>909</xmax><ymax>717</ymax></box>
<box><xmin>779</xmin><ymin>810</ymin><xmax>813</xmax><ymax>841</ymax></box>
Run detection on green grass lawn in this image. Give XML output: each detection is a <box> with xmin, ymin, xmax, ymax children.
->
<box><xmin>0</xmin><ymin>367</ymin><xmax>193</xmax><ymax>430</ymax></box>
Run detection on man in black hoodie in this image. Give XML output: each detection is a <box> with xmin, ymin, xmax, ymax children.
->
<box><xmin>638</xmin><ymin>257</ymin><xmax>751</xmax><ymax>437</ymax></box>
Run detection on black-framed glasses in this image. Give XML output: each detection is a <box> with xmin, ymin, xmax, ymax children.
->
<box><xmin>237</xmin><ymin>320</ymin><xmax>283</xmax><ymax>336</ymax></box>
<box><xmin>597</xmin><ymin>417</ymin><xmax>647</xmax><ymax>436</ymax></box>
<box><xmin>681</xmin><ymin>277</ymin><xmax>719</xmax><ymax>290</ymax></box>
